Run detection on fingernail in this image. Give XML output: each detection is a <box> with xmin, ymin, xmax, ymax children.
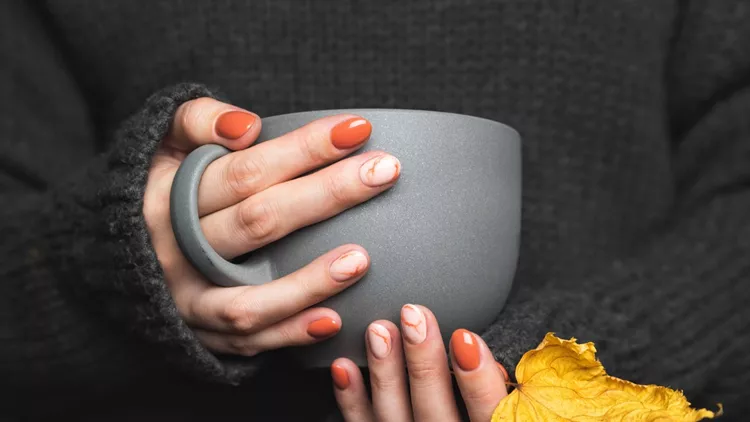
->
<box><xmin>451</xmin><ymin>329</ymin><xmax>481</xmax><ymax>371</ymax></box>
<box><xmin>359</xmin><ymin>155</ymin><xmax>401</xmax><ymax>187</ymax></box>
<box><xmin>216</xmin><ymin>110</ymin><xmax>256</xmax><ymax>140</ymax></box>
<box><xmin>367</xmin><ymin>323</ymin><xmax>391</xmax><ymax>359</ymax></box>
<box><xmin>401</xmin><ymin>304</ymin><xmax>427</xmax><ymax>344</ymax></box>
<box><xmin>329</xmin><ymin>250</ymin><xmax>368</xmax><ymax>282</ymax></box>
<box><xmin>496</xmin><ymin>362</ymin><xmax>509</xmax><ymax>382</ymax></box>
<box><xmin>331</xmin><ymin>363</ymin><xmax>350</xmax><ymax>390</ymax></box>
<box><xmin>307</xmin><ymin>317</ymin><xmax>341</xmax><ymax>338</ymax></box>
<box><xmin>331</xmin><ymin>117</ymin><xmax>372</xmax><ymax>149</ymax></box>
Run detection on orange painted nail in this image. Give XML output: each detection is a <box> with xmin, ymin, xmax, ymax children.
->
<box><xmin>331</xmin><ymin>363</ymin><xmax>350</xmax><ymax>389</ymax></box>
<box><xmin>330</xmin><ymin>117</ymin><xmax>372</xmax><ymax>149</ymax></box>
<box><xmin>216</xmin><ymin>110</ymin><xmax>256</xmax><ymax>139</ymax></box>
<box><xmin>307</xmin><ymin>317</ymin><xmax>341</xmax><ymax>338</ymax></box>
<box><xmin>451</xmin><ymin>329</ymin><xmax>481</xmax><ymax>371</ymax></box>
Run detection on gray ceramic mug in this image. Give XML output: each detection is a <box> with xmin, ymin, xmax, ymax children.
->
<box><xmin>170</xmin><ymin>109</ymin><xmax>521</xmax><ymax>368</ymax></box>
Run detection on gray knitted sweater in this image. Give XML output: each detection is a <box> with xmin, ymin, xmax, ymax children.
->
<box><xmin>1</xmin><ymin>0</ymin><xmax>748</xmax><ymax>420</ymax></box>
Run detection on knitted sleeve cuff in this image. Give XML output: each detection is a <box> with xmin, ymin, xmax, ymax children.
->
<box><xmin>73</xmin><ymin>83</ymin><xmax>266</xmax><ymax>384</ymax></box>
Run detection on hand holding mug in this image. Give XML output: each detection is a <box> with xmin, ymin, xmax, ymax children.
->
<box><xmin>168</xmin><ymin>108</ymin><xmax>521</xmax><ymax>368</ymax></box>
<box><xmin>332</xmin><ymin>304</ymin><xmax>510</xmax><ymax>421</ymax></box>
<box><xmin>143</xmin><ymin>97</ymin><xmax>400</xmax><ymax>356</ymax></box>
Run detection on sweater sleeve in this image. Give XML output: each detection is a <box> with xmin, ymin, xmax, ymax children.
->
<box><xmin>0</xmin><ymin>1</ymin><xmax>260</xmax><ymax>393</ymax></box>
<box><xmin>482</xmin><ymin>1</ymin><xmax>750</xmax><ymax>412</ymax></box>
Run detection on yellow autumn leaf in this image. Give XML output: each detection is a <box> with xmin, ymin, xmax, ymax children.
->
<box><xmin>492</xmin><ymin>333</ymin><xmax>722</xmax><ymax>421</ymax></box>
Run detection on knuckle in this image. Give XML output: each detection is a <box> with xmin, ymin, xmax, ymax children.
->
<box><xmin>340</xmin><ymin>405</ymin><xmax>364</xmax><ymax>418</ymax></box>
<box><xmin>299</xmin><ymin>276</ymin><xmax>329</xmax><ymax>304</ymax></box>
<box><xmin>238</xmin><ymin>200</ymin><xmax>280</xmax><ymax>243</ymax></box>
<box><xmin>275</xmin><ymin>324</ymin><xmax>298</xmax><ymax>345</ymax></box>
<box><xmin>338</xmin><ymin>399</ymin><xmax>367</xmax><ymax>418</ymax></box>
<box><xmin>460</xmin><ymin>385</ymin><xmax>496</xmax><ymax>404</ymax></box>
<box><xmin>324</xmin><ymin>172</ymin><xmax>354</xmax><ymax>206</ymax></box>
<box><xmin>221</xmin><ymin>296</ymin><xmax>261</xmax><ymax>333</ymax></box>
<box><xmin>369</xmin><ymin>371</ymin><xmax>401</xmax><ymax>392</ymax></box>
<box><xmin>175</xmin><ymin>101</ymin><xmax>193</xmax><ymax>128</ymax></box>
<box><xmin>407</xmin><ymin>360</ymin><xmax>442</xmax><ymax>385</ymax></box>
<box><xmin>226</xmin><ymin>154</ymin><xmax>266</xmax><ymax>197</ymax></box>
<box><xmin>297</xmin><ymin>127</ymin><xmax>328</xmax><ymax>164</ymax></box>
<box><xmin>226</xmin><ymin>337</ymin><xmax>260</xmax><ymax>357</ymax></box>
<box><xmin>177</xmin><ymin>100</ymin><xmax>201</xmax><ymax>140</ymax></box>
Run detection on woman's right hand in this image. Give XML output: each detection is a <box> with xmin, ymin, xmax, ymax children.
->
<box><xmin>143</xmin><ymin>97</ymin><xmax>401</xmax><ymax>356</ymax></box>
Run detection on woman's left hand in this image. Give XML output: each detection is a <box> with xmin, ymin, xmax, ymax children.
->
<box><xmin>331</xmin><ymin>304</ymin><xmax>509</xmax><ymax>421</ymax></box>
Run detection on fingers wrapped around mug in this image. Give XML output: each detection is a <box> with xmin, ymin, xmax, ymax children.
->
<box><xmin>332</xmin><ymin>305</ymin><xmax>463</xmax><ymax>422</ymax></box>
<box><xmin>144</xmin><ymin>98</ymin><xmax>403</xmax><ymax>357</ymax></box>
<box><xmin>183</xmin><ymin>244</ymin><xmax>371</xmax><ymax>355</ymax></box>
<box><xmin>332</xmin><ymin>305</ymin><xmax>508</xmax><ymax>422</ymax></box>
<box><xmin>199</xmin><ymin>148</ymin><xmax>400</xmax><ymax>259</ymax></box>
<box><xmin>182</xmin><ymin>244</ymin><xmax>370</xmax><ymax>333</ymax></box>
<box><xmin>194</xmin><ymin>114</ymin><xmax>376</xmax><ymax>215</ymax></box>
<box><xmin>194</xmin><ymin>308</ymin><xmax>343</xmax><ymax>357</ymax></box>
<box><xmin>399</xmin><ymin>304</ymin><xmax>464</xmax><ymax>421</ymax></box>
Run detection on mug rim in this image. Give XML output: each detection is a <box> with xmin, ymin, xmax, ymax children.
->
<box><xmin>259</xmin><ymin>108</ymin><xmax>521</xmax><ymax>140</ymax></box>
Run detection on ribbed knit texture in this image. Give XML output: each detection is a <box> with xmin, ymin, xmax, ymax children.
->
<box><xmin>0</xmin><ymin>79</ymin><xmax>261</xmax><ymax>386</ymax></box>
<box><xmin>2</xmin><ymin>0</ymin><xmax>749</xmax><ymax>420</ymax></box>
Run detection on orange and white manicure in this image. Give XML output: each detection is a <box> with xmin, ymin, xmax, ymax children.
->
<box><xmin>367</xmin><ymin>323</ymin><xmax>392</xmax><ymax>359</ymax></box>
<box><xmin>360</xmin><ymin>154</ymin><xmax>401</xmax><ymax>187</ymax></box>
<box><xmin>401</xmin><ymin>304</ymin><xmax>427</xmax><ymax>344</ymax></box>
<box><xmin>329</xmin><ymin>250</ymin><xmax>369</xmax><ymax>282</ymax></box>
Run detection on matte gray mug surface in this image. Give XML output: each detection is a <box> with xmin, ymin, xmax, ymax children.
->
<box><xmin>170</xmin><ymin>109</ymin><xmax>521</xmax><ymax>368</ymax></box>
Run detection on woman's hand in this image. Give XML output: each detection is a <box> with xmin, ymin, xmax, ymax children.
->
<box><xmin>143</xmin><ymin>97</ymin><xmax>401</xmax><ymax>356</ymax></box>
<box><xmin>332</xmin><ymin>305</ymin><xmax>509</xmax><ymax>421</ymax></box>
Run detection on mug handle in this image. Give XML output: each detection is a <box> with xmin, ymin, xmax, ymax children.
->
<box><xmin>170</xmin><ymin>144</ymin><xmax>275</xmax><ymax>287</ymax></box>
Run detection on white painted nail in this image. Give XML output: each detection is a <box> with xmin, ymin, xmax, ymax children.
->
<box><xmin>329</xmin><ymin>250</ymin><xmax>368</xmax><ymax>281</ymax></box>
<box><xmin>359</xmin><ymin>155</ymin><xmax>401</xmax><ymax>187</ymax></box>
<box><xmin>367</xmin><ymin>323</ymin><xmax>391</xmax><ymax>359</ymax></box>
<box><xmin>401</xmin><ymin>304</ymin><xmax>427</xmax><ymax>344</ymax></box>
